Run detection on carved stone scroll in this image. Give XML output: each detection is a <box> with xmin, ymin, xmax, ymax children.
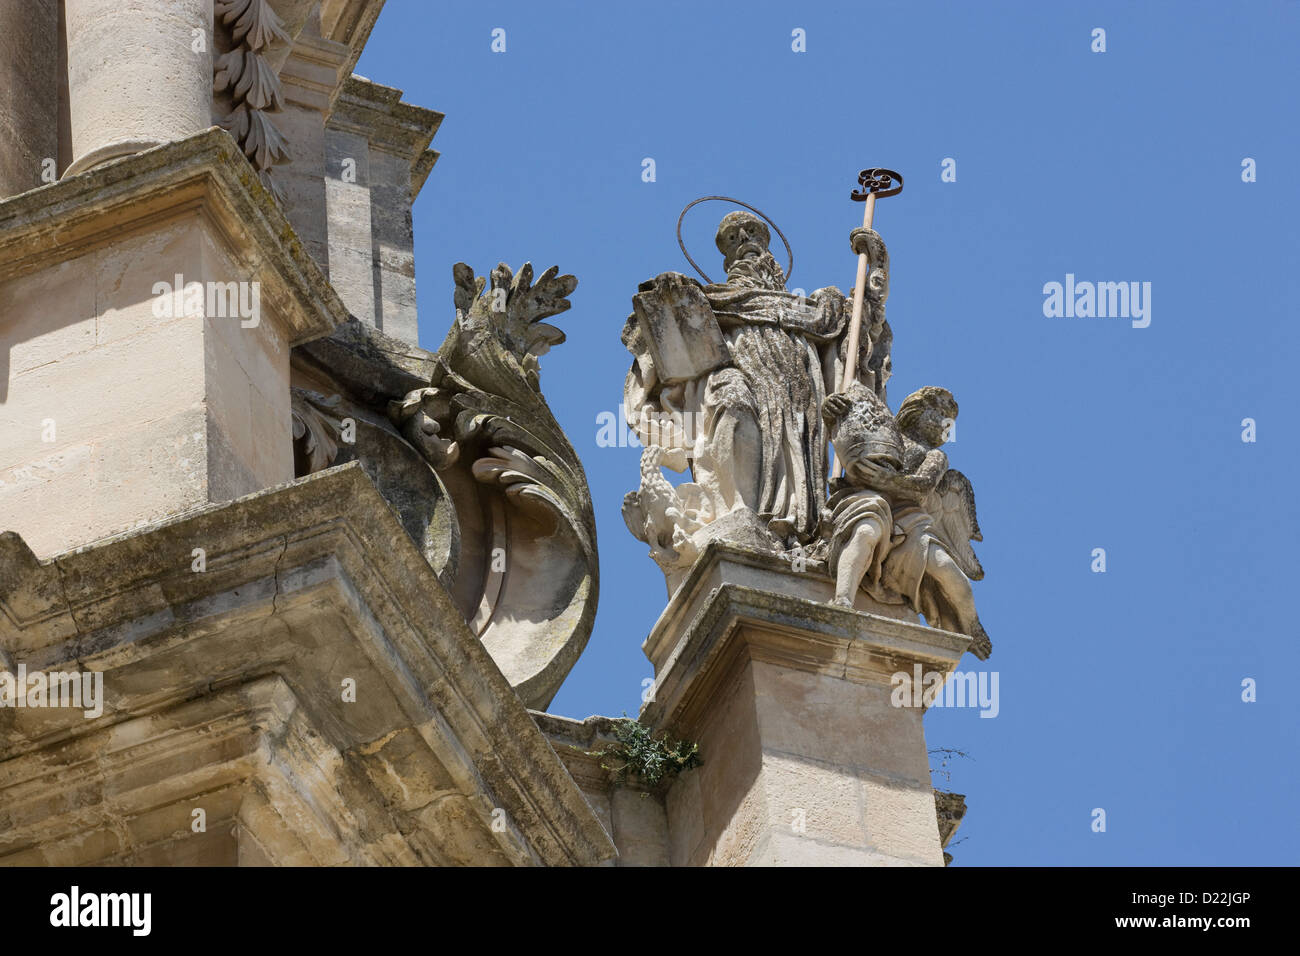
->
<box><xmin>292</xmin><ymin>261</ymin><xmax>597</xmax><ymax>708</ymax></box>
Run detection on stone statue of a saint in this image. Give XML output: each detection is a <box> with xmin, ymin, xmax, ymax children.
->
<box><xmin>621</xmin><ymin>204</ymin><xmax>993</xmax><ymax>659</ymax></box>
<box><xmin>621</xmin><ymin>212</ymin><xmax>892</xmax><ymax>567</ymax></box>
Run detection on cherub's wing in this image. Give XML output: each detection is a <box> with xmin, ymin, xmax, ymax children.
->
<box><xmin>922</xmin><ymin>469</ymin><xmax>984</xmax><ymax>581</ymax></box>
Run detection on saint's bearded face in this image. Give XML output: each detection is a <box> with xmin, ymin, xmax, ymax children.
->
<box><xmin>722</xmin><ymin>221</ymin><xmax>765</xmax><ymax>262</ymax></box>
<box><xmin>717</xmin><ymin>215</ymin><xmax>786</xmax><ymax>290</ymax></box>
<box><xmin>726</xmin><ymin>250</ymin><xmax>787</xmax><ymax>291</ymax></box>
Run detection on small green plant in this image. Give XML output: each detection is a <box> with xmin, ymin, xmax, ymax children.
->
<box><xmin>585</xmin><ymin>716</ymin><xmax>701</xmax><ymax>789</ymax></box>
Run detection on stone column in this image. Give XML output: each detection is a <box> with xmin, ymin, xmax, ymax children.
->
<box><xmin>63</xmin><ymin>0</ymin><xmax>212</xmax><ymax>178</ymax></box>
<box><xmin>642</xmin><ymin>545</ymin><xmax>970</xmax><ymax>866</ymax></box>
<box><xmin>0</xmin><ymin>0</ymin><xmax>59</xmax><ymax>198</ymax></box>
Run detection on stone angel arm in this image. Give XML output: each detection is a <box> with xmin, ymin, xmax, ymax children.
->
<box><xmin>846</xmin><ymin>445</ymin><xmax>948</xmax><ymax>505</ymax></box>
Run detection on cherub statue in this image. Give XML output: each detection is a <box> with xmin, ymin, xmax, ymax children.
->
<box><xmin>823</xmin><ymin>385</ymin><xmax>992</xmax><ymax>659</ymax></box>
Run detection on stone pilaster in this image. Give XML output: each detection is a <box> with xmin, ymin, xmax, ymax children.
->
<box><xmin>325</xmin><ymin>77</ymin><xmax>441</xmax><ymax>344</ymax></box>
<box><xmin>323</xmin><ymin>123</ymin><xmax>376</xmax><ymax>319</ymax></box>
<box><xmin>0</xmin><ymin>129</ymin><xmax>347</xmax><ymax>558</ymax></box>
<box><xmin>641</xmin><ymin>544</ymin><xmax>970</xmax><ymax>866</ymax></box>
<box><xmin>276</xmin><ymin>20</ymin><xmax>352</xmax><ymax>274</ymax></box>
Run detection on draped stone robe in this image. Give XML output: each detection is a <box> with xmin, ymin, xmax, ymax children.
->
<box><xmin>623</xmin><ymin>275</ymin><xmax>890</xmax><ymax>546</ymax></box>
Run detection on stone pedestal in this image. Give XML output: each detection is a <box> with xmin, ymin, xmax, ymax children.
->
<box><xmin>63</xmin><ymin>0</ymin><xmax>212</xmax><ymax>177</ymax></box>
<box><xmin>641</xmin><ymin>544</ymin><xmax>970</xmax><ymax>866</ymax></box>
<box><xmin>0</xmin><ymin>129</ymin><xmax>347</xmax><ymax>558</ymax></box>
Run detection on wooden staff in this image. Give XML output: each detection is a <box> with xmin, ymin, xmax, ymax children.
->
<box><xmin>830</xmin><ymin>167</ymin><xmax>903</xmax><ymax>479</ymax></box>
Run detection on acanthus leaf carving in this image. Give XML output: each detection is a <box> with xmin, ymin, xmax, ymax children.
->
<box><xmin>290</xmin><ymin>388</ymin><xmax>345</xmax><ymax>475</ymax></box>
<box><xmin>302</xmin><ymin>261</ymin><xmax>596</xmax><ymax>710</ymax></box>
<box><xmin>214</xmin><ymin>48</ymin><xmax>285</xmax><ymax>112</ymax></box>
<box><xmin>215</xmin><ymin>0</ymin><xmax>291</xmax><ymax>51</ymax></box>
<box><xmin>451</xmin><ymin>260</ymin><xmax>575</xmax><ymax>391</ymax></box>
<box><xmin>213</xmin><ymin>0</ymin><xmax>290</xmax><ymax>200</ymax></box>
<box><xmin>223</xmin><ymin>105</ymin><xmax>290</xmax><ymax>170</ymax></box>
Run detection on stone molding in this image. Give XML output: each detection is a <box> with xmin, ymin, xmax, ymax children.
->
<box><xmin>279</xmin><ymin>31</ymin><xmax>352</xmax><ymax>113</ymax></box>
<box><xmin>0</xmin><ymin>462</ymin><xmax>615</xmax><ymax>866</ymax></box>
<box><xmin>0</xmin><ymin>128</ymin><xmax>348</xmax><ymax>345</ymax></box>
<box><xmin>329</xmin><ymin>76</ymin><xmax>443</xmax><ymax>199</ymax></box>
<box><xmin>641</xmin><ymin>564</ymin><xmax>971</xmax><ymax>736</ymax></box>
<box><xmin>641</xmin><ymin>540</ymin><xmax>922</xmax><ymax>673</ymax></box>
<box><xmin>0</xmin><ymin>676</ymin><xmax>404</xmax><ymax>865</ymax></box>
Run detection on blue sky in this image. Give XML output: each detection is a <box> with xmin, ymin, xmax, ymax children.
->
<box><xmin>357</xmin><ymin>0</ymin><xmax>1299</xmax><ymax>865</ymax></box>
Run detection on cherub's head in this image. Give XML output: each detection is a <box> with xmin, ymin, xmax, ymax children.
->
<box><xmin>828</xmin><ymin>382</ymin><xmax>904</xmax><ymax>478</ymax></box>
<box><xmin>896</xmin><ymin>387</ymin><xmax>958</xmax><ymax>449</ymax></box>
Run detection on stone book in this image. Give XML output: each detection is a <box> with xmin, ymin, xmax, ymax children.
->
<box><xmin>632</xmin><ymin>272</ymin><xmax>730</xmax><ymax>385</ymax></box>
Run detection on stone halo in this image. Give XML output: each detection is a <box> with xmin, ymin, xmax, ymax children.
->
<box><xmin>675</xmin><ymin>195</ymin><xmax>794</xmax><ymax>285</ymax></box>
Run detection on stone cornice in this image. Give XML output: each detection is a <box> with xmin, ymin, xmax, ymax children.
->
<box><xmin>0</xmin><ymin>462</ymin><xmax>615</xmax><ymax>866</ymax></box>
<box><xmin>319</xmin><ymin>0</ymin><xmax>387</xmax><ymax>90</ymax></box>
<box><xmin>532</xmin><ymin>711</ymin><xmax>662</xmax><ymax>798</ymax></box>
<box><xmin>640</xmin><ymin>581</ymin><xmax>971</xmax><ymax>736</ymax></box>
<box><xmin>279</xmin><ymin>30</ymin><xmax>351</xmax><ymax>113</ymax></box>
<box><xmin>329</xmin><ymin>76</ymin><xmax>443</xmax><ymax>198</ymax></box>
<box><xmin>641</xmin><ymin>540</ymin><xmax>921</xmax><ymax>671</ymax></box>
<box><xmin>0</xmin><ymin>127</ymin><xmax>348</xmax><ymax>345</ymax></box>
<box><xmin>534</xmin><ymin>712</ymin><xmax>621</xmax><ymax>795</ymax></box>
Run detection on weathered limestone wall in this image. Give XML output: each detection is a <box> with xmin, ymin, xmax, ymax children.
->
<box><xmin>324</xmin><ymin>77</ymin><xmax>440</xmax><ymax>344</ymax></box>
<box><xmin>0</xmin><ymin>0</ymin><xmax>59</xmax><ymax>199</ymax></box>
<box><xmin>0</xmin><ymin>215</ymin><xmax>289</xmax><ymax>557</ymax></box>
<box><xmin>199</xmin><ymin>226</ymin><xmax>296</xmax><ymax>497</ymax></box>
<box><xmin>276</xmin><ymin>19</ymin><xmax>352</xmax><ymax>274</ymax></box>
<box><xmin>663</xmin><ymin>642</ymin><xmax>943</xmax><ymax>866</ymax></box>
<box><xmin>534</xmin><ymin>713</ymin><xmax>672</xmax><ymax>867</ymax></box>
<box><xmin>0</xmin><ymin>131</ymin><xmax>345</xmax><ymax>558</ymax></box>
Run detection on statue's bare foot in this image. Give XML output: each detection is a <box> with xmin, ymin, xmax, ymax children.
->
<box><xmin>831</xmin><ymin>595</ymin><xmax>853</xmax><ymax>608</ymax></box>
